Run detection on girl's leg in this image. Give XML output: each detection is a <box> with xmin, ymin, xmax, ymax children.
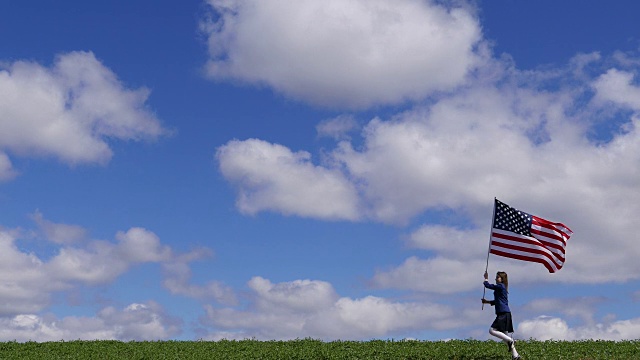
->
<box><xmin>489</xmin><ymin>327</ymin><xmax>511</xmax><ymax>342</ymax></box>
<box><xmin>489</xmin><ymin>328</ymin><xmax>520</xmax><ymax>358</ymax></box>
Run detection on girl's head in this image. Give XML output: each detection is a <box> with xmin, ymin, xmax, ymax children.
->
<box><xmin>496</xmin><ymin>271</ymin><xmax>508</xmax><ymax>290</ymax></box>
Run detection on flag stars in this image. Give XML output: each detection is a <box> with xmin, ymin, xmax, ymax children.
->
<box><xmin>493</xmin><ymin>200</ymin><xmax>532</xmax><ymax>236</ymax></box>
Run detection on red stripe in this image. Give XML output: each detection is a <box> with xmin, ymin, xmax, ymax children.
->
<box><xmin>531</xmin><ymin>227</ymin><xmax>567</xmax><ymax>247</ymax></box>
<box><xmin>490</xmin><ymin>248</ymin><xmax>559</xmax><ymax>273</ymax></box>
<box><xmin>491</xmin><ymin>239</ymin><xmax>564</xmax><ymax>266</ymax></box>
<box><xmin>530</xmin><ymin>230</ymin><xmax>566</xmax><ymax>253</ymax></box>
<box><xmin>491</xmin><ymin>232</ymin><xmax>565</xmax><ymax>261</ymax></box>
<box><xmin>532</xmin><ymin>216</ymin><xmax>572</xmax><ymax>232</ymax></box>
<box><xmin>490</xmin><ymin>236</ymin><xmax>564</xmax><ymax>268</ymax></box>
<box><xmin>532</xmin><ymin>216</ymin><xmax>573</xmax><ymax>240</ymax></box>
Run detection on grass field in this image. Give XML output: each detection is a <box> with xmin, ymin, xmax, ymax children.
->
<box><xmin>0</xmin><ymin>338</ymin><xmax>639</xmax><ymax>359</ymax></box>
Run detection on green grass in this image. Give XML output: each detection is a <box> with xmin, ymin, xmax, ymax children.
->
<box><xmin>0</xmin><ymin>338</ymin><xmax>638</xmax><ymax>359</ymax></box>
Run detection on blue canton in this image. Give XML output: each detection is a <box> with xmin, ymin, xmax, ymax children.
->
<box><xmin>493</xmin><ymin>199</ymin><xmax>532</xmax><ymax>237</ymax></box>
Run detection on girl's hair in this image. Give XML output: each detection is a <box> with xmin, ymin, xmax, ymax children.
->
<box><xmin>497</xmin><ymin>271</ymin><xmax>509</xmax><ymax>291</ymax></box>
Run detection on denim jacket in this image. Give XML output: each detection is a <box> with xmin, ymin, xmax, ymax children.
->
<box><xmin>483</xmin><ymin>281</ymin><xmax>511</xmax><ymax>314</ymax></box>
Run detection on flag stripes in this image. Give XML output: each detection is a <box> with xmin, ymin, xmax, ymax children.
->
<box><xmin>489</xmin><ymin>199</ymin><xmax>573</xmax><ymax>273</ymax></box>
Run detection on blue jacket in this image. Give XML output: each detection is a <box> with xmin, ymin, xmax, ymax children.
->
<box><xmin>484</xmin><ymin>281</ymin><xmax>510</xmax><ymax>314</ymax></box>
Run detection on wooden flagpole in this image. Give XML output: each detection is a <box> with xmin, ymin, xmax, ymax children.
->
<box><xmin>482</xmin><ymin>197</ymin><xmax>497</xmax><ymax>310</ymax></box>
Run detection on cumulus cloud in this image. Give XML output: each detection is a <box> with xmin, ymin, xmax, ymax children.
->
<box><xmin>200</xmin><ymin>276</ymin><xmax>459</xmax><ymax>340</ymax></box>
<box><xmin>372</xmin><ymin>256</ymin><xmax>485</xmax><ymax>294</ymax></box>
<box><xmin>201</xmin><ymin>1</ymin><xmax>640</xmax><ymax>342</ymax></box>
<box><xmin>0</xmin><ymin>51</ymin><xmax>168</xmax><ymax>179</ymax></box>
<box><xmin>219</xmin><ymin>82</ymin><xmax>574</xmax><ymax>225</ymax></box>
<box><xmin>115</xmin><ymin>227</ymin><xmax>172</xmax><ymax>263</ymax></box>
<box><xmin>162</xmin><ymin>250</ymin><xmax>238</xmax><ymax>306</ymax></box>
<box><xmin>370</xmin><ymin>226</ymin><xmax>490</xmax><ymax>293</ymax></box>
<box><xmin>316</xmin><ymin>115</ymin><xmax>359</xmax><ymax>140</ymax></box>
<box><xmin>248</xmin><ymin>276</ymin><xmax>338</xmax><ymax>313</ymax></box>
<box><xmin>592</xmin><ymin>69</ymin><xmax>640</xmax><ymax>109</ymax></box>
<box><xmin>201</xmin><ymin>0</ymin><xmax>483</xmax><ymax>108</ymax></box>
<box><xmin>31</xmin><ymin>210</ymin><xmax>87</xmax><ymax>245</ymax></box>
<box><xmin>0</xmin><ymin>230</ymin><xmax>52</xmax><ymax>315</ymax></box>
<box><xmin>305</xmin><ymin>296</ymin><xmax>455</xmax><ymax>339</ymax></box>
<box><xmin>0</xmin><ymin>225</ymin><xmax>170</xmax><ymax>315</ymax></box>
<box><xmin>0</xmin><ymin>152</ymin><xmax>17</xmax><ymax>181</ymax></box>
<box><xmin>329</xmin><ymin>85</ymin><xmax>575</xmax><ymax>225</ymax></box>
<box><xmin>218</xmin><ymin>51</ymin><xmax>640</xmax><ymax>286</ymax></box>
<box><xmin>216</xmin><ymin>138</ymin><xmax>361</xmax><ymax>220</ymax></box>
<box><xmin>0</xmin><ymin>213</ymin><xmax>233</xmax><ymax>321</ymax></box>
<box><xmin>47</xmin><ymin>227</ymin><xmax>172</xmax><ymax>284</ymax></box>
<box><xmin>517</xmin><ymin>315</ymin><xmax>640</xmax><ymax>341</ymax></box>
<box><xmin>0</xmin><ymin>302</ymin><xmax>180</xmax><ymax>342</ymax></box>
<box><xmin>522</xmin><ymin>297</ymin><xmax>605</xmax><ymax>326</ymax></box>
<box><xmin>406</xmin><ymin>225</ymin><xmax>486</xmax><ymax>259</ymax></box>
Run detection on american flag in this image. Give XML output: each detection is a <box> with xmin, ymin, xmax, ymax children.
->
<box><xmin>490</xmin><ymin>199</ymin><xmax>573</xmax><ymax>273</ymax></box>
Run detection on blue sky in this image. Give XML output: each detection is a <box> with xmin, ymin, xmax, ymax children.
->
<box><xmin>0</xmin><ymin>0</ymin><xmax>640</xmax><ymax>341</ymax></box>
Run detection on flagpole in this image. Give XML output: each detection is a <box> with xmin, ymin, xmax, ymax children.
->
<box><xmin>482</xmin><ymin>197</ymin><xmax>497</xmax><ymax>310</ymax></box>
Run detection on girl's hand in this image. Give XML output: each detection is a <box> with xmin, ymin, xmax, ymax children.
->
<box><xmin>481</xmin><ymin>298</ymin><xmax>490</xmax><ymax>304</ymax></box>
<box><xmin>483</xmin><ymin>271</ymin><xmax>488</xmax><ymax>280</ymax></box>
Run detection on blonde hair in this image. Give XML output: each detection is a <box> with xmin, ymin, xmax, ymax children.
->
<box><xmin>497</xmin><ymin>271</ymin><xmax>509</xmax><ymax>291</ymax></box>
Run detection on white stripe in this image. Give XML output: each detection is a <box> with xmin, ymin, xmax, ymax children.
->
<box><xmin>490</xmin><ymin>243</ymin><xmax>562</xmax><ymax>271</ymax></box>
<box><xmin>531</xmin><ymin>224</ymin><xmax>568</xmax><ymax>245</ymax></box>
<box><xmin>491</xmin><ymin>230</ymin><xmax>565</xmax><ymax>264</ymax></box>
<box><xmin>491</xmin><ymin>229</ymin><xmax>552</xmax><ymax>251</ymax></box>
<box><xmin>493</xmin><ymin>227</ymin><xmax>566</xmax><ymax>257</ymax></box>
<box><xmin>532</xmin><ymin>220</ymin><xmax>572</xmax><ymax>240</ymax></box>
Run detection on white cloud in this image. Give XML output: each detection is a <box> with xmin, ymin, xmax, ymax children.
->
<box><xmin>218</xmin><ymin>51</ymin><xmax>640</xmax><ymax>285</ymax></box>
<box><xmin>200</xmin><ymin>2</ymin><xmax>640</xmax><ymax>340</ymax></box>
<box><xmin>371</xmin><ymin>250</ymin><xmax>590</xmax><ymax>295</ymax></box>
<box><xmin>201</xmin><ymin>277</ymin><xmax>459</xmax><ymax>340</ymax></box>
<box><xmin>0</xmin><ymin>152</ymin><xmax>17</xmax><ymax>181</ymax></box>
<box><xmin>0</xmin><ymin>231</ymin><xmax>51</xmax><ymax>315</ymax></box>
<box><xmin>406</xmin><ymin>225</ymin><xmax>486</xmax><ymax>259</ymax></box>
<box><xmin>330</xmin><ymin>86</ymin><xmax>570</xmax><ymax>225</ymax></box>
<box><xmin>0</xmin><ymin>302</ymin><xmax>180</xmax><ymax>342</ymax></box>
<box><xmin>162</xmin><ymin>251</ymin><xmax>238</xmax><ymax>306</ymax></box>
<box><xmin>216</xmin><ymin>138</ymin><xmax>361</xmax><ymax>220</ymax></box>
<box><xmin>47</xmin><ymin>227</ymin><xmax>172</xmax><ymax>284</ymax></box>
<box><xmin>219</xmin><ymin>84</ymin><xmax>573</xmax><ymax>225</ymax></box>
<box><xmin>517</xmin><ymin>316</ymin><xmax>572</xmax><ymax>340</ymax></box>
<box><xmin>305</xmin><ymin>296</ymin><xmax>455</xmax><ymax>339</ymax></box>
<box><xmin>592</xmin><ymin>69</ymin><xmax>640</xmax><ymax>109</ymax></box>
<box><xmin>248</xmin><ymin>276</ymin><xmax>338</xmax><ymax>313</ymax></box>
<box><xmin>517</xmin><ymin>315</ymin><xmax>640</xmax><ymax>341</ymax></box>
<box><xmin>316</xmin><ymin>115</ymin><xmax>359</xmax><ymax>140</ymax></box>
<box><xmin>371</xmin><ymin>222</ymin><xmax>576</xmax><ymax>294</ymax></box>
<box><xmin>115</xmin><ymin>227</ymin><xmax>172</xmax><ymax>263</ymax></box>
<box><xmin>372</xmin><ymin>256</ymin><xmax>485</xmax><ymax>294</ymax></box>
<box><xmin>0</xmin><ymin>214</ymin><xmax>214</xmax><ymax>317</ymax></box>
<box><xmin>0</xmin><ymin>51</ymin><xmax>167</xmax><ymax>179</ymax></box>
<box><xmin>202</xmin><ymin>0</ymin><xmax>483</xmax><ymax>108</ymax></box>
<box><xmin>31</xmin><ymin>210</ymin><xmax>87</xmax><ymax>245</ymax></box>
<box><xmin>521</xmin><ymin>297</ymin><xmax>607</xmax><ymax>328</ymax></box>
<box><xmin>97</xmin><ymin>302</ymin><xmax>181</xmax><ymax>341</ymax></box>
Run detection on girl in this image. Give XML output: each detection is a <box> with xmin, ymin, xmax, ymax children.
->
<box><xmin>482</xmin><ymin>271</ymin><xmax>521</xmax><ymax>360</ymax></box>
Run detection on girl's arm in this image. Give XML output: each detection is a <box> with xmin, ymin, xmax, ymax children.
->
<box><xmin>481</xmin><ymin>298</ymin><xmax>495</xmax><ymax>306</ymax></box>
<box><xmin>483</xmin><ymin>272</ymin><xmax>497</xmax><ymax>290</ymax></box>
<box><xmin>483</xmin><ymin>281</ymin><xmax>498</xmax><ymax>290</ymax></box>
